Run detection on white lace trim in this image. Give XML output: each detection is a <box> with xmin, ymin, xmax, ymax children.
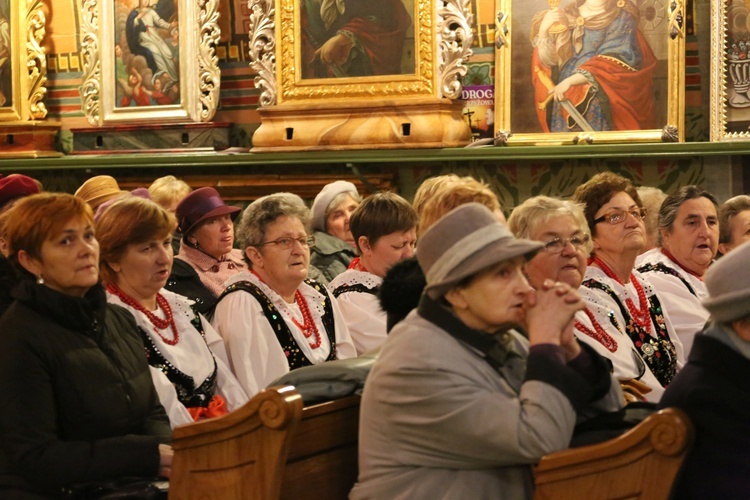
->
<box><xmin>329</xmin><ymin>269</ymin><xmax>382</xmax><ymax>292</ymax></box>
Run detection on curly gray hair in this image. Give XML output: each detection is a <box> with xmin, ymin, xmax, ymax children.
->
<box><xmin>236</xmin><ymin>193</ymin><xmax>311</xmax><ymax>252</ymax></box>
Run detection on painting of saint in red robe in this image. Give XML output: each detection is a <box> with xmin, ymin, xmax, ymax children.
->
<box><xmin>529</xmin><ymin>0</ymin><xmax>657</xmax><ymax>133</ymax></box>
<box><xmin>301</xmin><ymin>0</ymin><xmax>413</xmax><ymax>79</ymax></box>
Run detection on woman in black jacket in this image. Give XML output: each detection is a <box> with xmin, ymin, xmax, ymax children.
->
<box><xmin>0</xmin><ymin>193</ymin><xmax>172</xmax><ymax>498</ymax></box>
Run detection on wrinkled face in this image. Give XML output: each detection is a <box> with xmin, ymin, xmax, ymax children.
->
<box><xmin>109</xmin><ymin>235</ymin><xmax>173</xmax><ymax>303</ymax></box>
<box><xmin>592</xmin><ymin>191</ymin><xmax>645</xmax><ymax>257</ymax></box>
<box><xmin>447</xmin><ymin>257</ymin><xmax>533</xmax><ymax>333</ymax></box>
<box><xmin>189</xmin><ymin>214</ymin><xmax>235</xmax><ymax>259</ymax></box>
<box><xmin>360</xmin><ymin>228</ymin><xmax>417</xmax><ymax>278</ymax></box>
<box><xmin>249</xmin><ymin>215</ymin><xmax>310</xmax><ymax>290</ymax></box>
<box><xmin>526</xmin><ymin>215</ymin><xmax>588</xmax><ymax>289</ymax></box>
<box><xmin>720</xmin><ymin>209</ymin><xmax>750</xmax><ymax>255</ymax></box>
<box><xmin>661</xmin><ymin>197</ymin><xmax>718</xmax><ymax>276</ymax></box>
<box><xmin>22</xmin><ymin>217</ymin><xmax>99</xmax><ymax>297</ymax></box>
<box><xmin>326</xmin><ymin>195</ymin><xmax>358</xmax><ymax>246</ymax></box>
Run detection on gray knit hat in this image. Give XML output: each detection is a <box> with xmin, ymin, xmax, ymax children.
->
<box><xmin>703</xmin><ymin>240</ymin><xmax>750</xmax><ymax>323</ymax></box>
<box><xmin>311</xmin><ymin>181</ymin><xmax>358</xmax><ymax>232</ymax></box>
<box><xmin>417</xmin><ymin>203</ymin><xmax>543</xmax><ymax>299</ymax></box>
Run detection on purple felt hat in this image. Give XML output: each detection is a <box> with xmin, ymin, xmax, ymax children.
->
<box><xmin>176</xmin><ymin>187</ymin><xmax>240</xmax><ymax>236</ymax></box>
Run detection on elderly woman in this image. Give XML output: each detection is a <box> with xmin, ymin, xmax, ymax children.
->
<box><xmin>413</xmin><ymin>173</ymin><xmax>505</xmax><ymax>237</ymax></box>
<box><xmin>717</xmin><ymin>194</ymin><xmax>750</xmax><ymax>256</ymax></box>
<box><xmin>572</xmin><ymin>172</ymin><xmax>684</xmax><ymax>391</ymax></box>
<box><xmin>658</xmin><ymin>240</ymin><xmax>750</xmax><ymax>498</ymax></box>
<box><xmin>309</xmin><ymin>180</ymin><xmax>362</xmax><ymax>283</ymax></box>
<box><xmin>0</xmin><ymin>193</ymin><xmax>172</xmax><ymax>497</ymax></box>
<box><xmin>509</xmin><ymin>195</ymin><xmax>664</xmax><ymax>402</ymax></box>
<box><xmin>166</xmin><ymin>186</ymin><xmax>246</xmax><ymax>315</ymax></box>
<box><xmin>637</xmin><ymin>186</ymin><xmax>718</xmax><ymax>356</ymax></box>
<box><xmin>97</xmin><ymin>196</ymin><xmax>248</xmax><ymax>428</ymax></box>
<box><xmin>329</xmin><ymin>192</ymin><xmax>418</xmax><ymax>354</ymax></box>
<box><xmin>351</xmin><ymin>204</ymin><xmax>623</xmax><ymax>499</ymax></box>
<box><xmin>212</xmin><ymin>193</ymin><xmax>356</xmax><ymax>396</ymax></box>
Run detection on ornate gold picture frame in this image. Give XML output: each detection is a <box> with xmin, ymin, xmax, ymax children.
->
<box><xmin>80</xmin><ymin>0</ymin><xmax>220</xmax><ymax>125</ymax></box>
<box><xmin>494</xmin><ymin>0</ymin><xmax>685</xmax><ymax>146</ymax></box>
<box><xmin>710</xmin><ymin>0</ymin><xmax>750</xmax><ymax>141</ymax></box>
<box><xmin>249</xmin><ymin>0</ymin><xmax>474</xmax><ymax>150</ymax></box>
<box><xmin>0</xmin><ymin>0</ymin><xmax>47</xmax><ymax>122</ymax></box>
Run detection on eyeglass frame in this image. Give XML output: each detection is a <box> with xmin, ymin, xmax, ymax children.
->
<box><xmin>255</xmin><ymin>235</ymin><xmax>316</xmax><ymax>250</ymax></box>
<box><xmin>593</xmin><ymin>207</ymin><xmax>648</xmax><ymax>225</ymax></box>
<box><xmin>540</xmin><ymin>234</ymin><xmax>591</xmax><ymax>254</ymax></box>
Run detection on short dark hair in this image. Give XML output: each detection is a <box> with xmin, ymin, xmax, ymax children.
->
<box><xmin>350</xmin><ymin>192</ymin><xmax>417</xmax><ymax>254</ymax></box>
<box><xmin>571</xmin><ymin>172</ymin><xmax>642</xmax><ymax>237</ymax></box>
<box><xmin>657</xmin><ymin>186</ymin><xmax>718</xmax><ymax>246</ymax></box>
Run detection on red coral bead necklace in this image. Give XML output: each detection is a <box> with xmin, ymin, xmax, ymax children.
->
<box><xmin>575</xmin><ymin>308</ymin><xmax>618</xmax><ymax>352</ymax></box>
<box><xmin>106</xmin><ymin>283</ymin><xmax>180</xmax><ymax>345</ymax></box>
<box><xmin>591</xmin><ymin>256</ymin><xmax>652</xmax><ymax>330</ymax></box>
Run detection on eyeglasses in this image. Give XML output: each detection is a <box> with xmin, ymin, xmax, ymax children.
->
<box><xmin>541</xmin><ymin>234</ymin><xmax>590</xmax><ymax>253</ymax></box>
<box><xmin>257</xmin><ymin>236</ymin><xmax>315</xmax><ymax>250</ymax></box>
<box><xmin>593</xmin><ymin>208</ymin><xmax>647</xmax><ymax>225</ymax></box>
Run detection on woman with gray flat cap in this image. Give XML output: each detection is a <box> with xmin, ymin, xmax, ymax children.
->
<box><xmin>351</xmin><ymin>203</ymin><xmax>624</xmax><ymax>500</ymax></box>
<box><xmin>658</xmin><ymin>240</ymin><xmax>750</xmax><ymax>499</ymax></box>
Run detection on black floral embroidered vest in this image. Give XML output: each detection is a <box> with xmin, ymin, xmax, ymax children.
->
<box><xmin>139</xmin><ymin>315</ymin><xmax>218</xmax><ymax>408</ymax></box>
<box><xmin>583</xmin><ymin>279</ymin><xmax>677</xmax><ymax>387</ymax></box>
<box><xmin>219</xmin><ymin>280</ymin><xmax>337</xmax><ymax>370</ymax></box>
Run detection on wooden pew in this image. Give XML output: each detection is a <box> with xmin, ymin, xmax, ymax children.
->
<box><xmin>170</xmin><ymin>388</ymin><xmax>360</xmax><ymax>500</ymax></box>
<box><xmin>170</xmin><ymin>386</ymin><xmax>303</xmax><ymax>499</ymax></box>
<box><xmin>280</xmin><ymin>395</ymin><xmax>360</xmax><ymax>500</ymax></box>
<box><xmin>533</xmin><ymin>408</ymin><xmax>694</xmax><ymax>500</ymax></box>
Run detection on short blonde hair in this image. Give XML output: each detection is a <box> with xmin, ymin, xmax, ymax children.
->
<box><xmin>148</xmin><ymin>175</ymin><xmax>192</xmax><ymax>210</ymax></box>
<box><xmin>413</xmin><ymin>174</ymin><xmax>501</xmax><ymax>236</ymax></box>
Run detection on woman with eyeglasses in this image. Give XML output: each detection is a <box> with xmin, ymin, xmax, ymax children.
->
<box><xmin>636</xmin><ymin>186</ymin><xmax>719</xmax><ymax>357</ymax></box>
<box><xmin>508</xmin><ymin>195</ymin><xmax>665</xmax><ymax>402</ymax></box>
<box><xmin>328</xmin><ymin>192</ymin><xmax>418</xmax><ymax>355</ymax></box>
<box><xmin>572</xmin><ymin>172</ymin><xmax>684</xmax><ymax>394</ymax></box>
<box><xmin>211</xmin><ymin>193</ymin><xmax>356</xmax><ymax>396</ymax></box>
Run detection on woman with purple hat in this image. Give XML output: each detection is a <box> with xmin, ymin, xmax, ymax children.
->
<box><xmin>351</xmin><ymin>203</ymin><xmax>623</xmax><ymax>499</ymax></box>
<box><xmin>165</xmin><ymin>187</ymin><xmax>246</xmax><ymax>316</ymax></box>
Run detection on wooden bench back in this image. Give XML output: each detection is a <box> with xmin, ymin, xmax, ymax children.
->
<box><xmin>169</xmin><ymin>386</ymin><xmax>303</xmax><ymax>500</ymax></box>
<box><xmin>280</xmin><ymin>395</ymin><xmax>361</xmax><ymax>500</ymax></box>
<box><xmin>533</xmin><ymin>408</ymin><xmax>694</xmax><ymax>500</ymax></box>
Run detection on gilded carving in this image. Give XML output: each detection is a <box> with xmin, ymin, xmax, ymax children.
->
<box><xmin>25</xmin><ymin>0</ymin><xmax>47</xmax><ymax>119</ymax></box>
<box><xmin>248</xmin><ymin>0</ymin><xmax>277</xmax><ymax>107</ymax></box>
<box><xmin>438</xmin><ymin>0</ymin><xmax>474</xmax><ymax>99</ymax></box>
<box><xmin>80</xmin><ymin>0</ymin><xmax>101</xmax><ymax>126</ymax></box>
<box><xmin>197</xmin><ymin>0</ymin><xmax>221</xmax><ymax>121</ymax></box>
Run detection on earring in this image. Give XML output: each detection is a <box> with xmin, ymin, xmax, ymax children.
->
<box><xmin>36</xmin><ymin>275</ymin><xmax>45</xmax><ymax>285</ymax></box>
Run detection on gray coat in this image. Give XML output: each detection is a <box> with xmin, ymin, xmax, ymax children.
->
<box><xmin>351</xmin><ymin>299</ymin><xmax>623</xmax><ymax>500</ymax></box>
<box><xmin>310</xmin><ymin>231</ymin><xmax>356</xmax><ymax>284</ymax></box>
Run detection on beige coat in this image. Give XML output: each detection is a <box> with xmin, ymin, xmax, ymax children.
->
<box><xmin>351</xmin><ymin>307</ymin><xmax>623</xmax><ymax>499</ymax></box>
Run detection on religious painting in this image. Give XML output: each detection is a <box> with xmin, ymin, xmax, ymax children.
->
<box><xmin>269</xmin><ymin>0</ymin><xmax>436</xmax><ymax>102</ymax></box>
<box><xmin>80</xmin><ymin>0</ymin><xmax>221</xmax><ymax>125</ymax></box>
<box><xmin>494</xmin><ymin>0</ymin><xmax>685</xmax><ymax>145</ymax></box>
<box><xmin>0</xmin><ymin>0</ymin><xmax>47</xmax><ymax>122</ymax></box>
<box><xmin>299</xmin><ymin>0</ymin><xmax>415</xmax><ymax>80</ymax></box>
<box><xmin>710</xmin><ymin>0</ymin><xmax>750</xmax><ymax>141</ymax></box>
